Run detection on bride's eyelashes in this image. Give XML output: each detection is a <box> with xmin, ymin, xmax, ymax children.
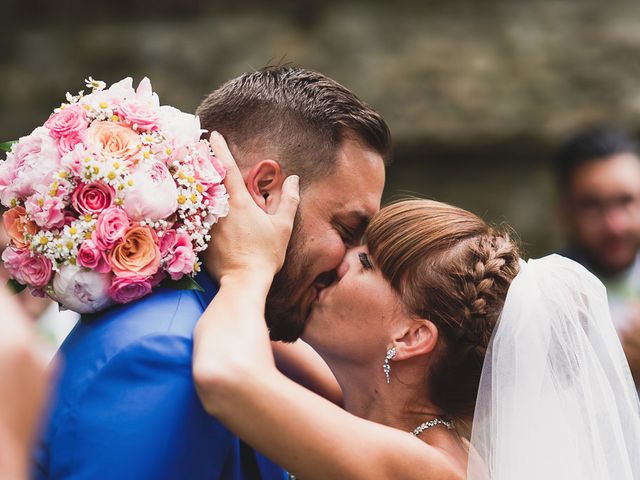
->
<box><xmin>358</xmin><ymin>253</ymin><xmax>373</xmax><ymax>270</ymax></box>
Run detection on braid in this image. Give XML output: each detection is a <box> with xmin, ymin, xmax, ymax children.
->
<box><xmin>459</xmin><ymin>233</ymin><xmax>520</xmax><ymax>352</ymax></box>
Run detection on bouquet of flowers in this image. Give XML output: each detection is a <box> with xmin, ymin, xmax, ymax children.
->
<box><xmin>0</xmin><ymin>77</ymin><xmax>228</xmax><ymax>313</ymax></box>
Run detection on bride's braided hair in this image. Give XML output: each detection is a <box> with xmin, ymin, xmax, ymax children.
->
<box><xmin>366</xmin><ymin>199</ymin><xmax>520</xmax><ymax>419</ymax></box>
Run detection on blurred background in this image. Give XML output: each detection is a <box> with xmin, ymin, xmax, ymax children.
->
<box><xmin>3</xmin><ymin>0</ymin><xmax>640</xmax><ymax>257</ymax></box>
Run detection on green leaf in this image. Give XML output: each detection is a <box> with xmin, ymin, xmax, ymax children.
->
<box><xmin>162</xmin><ymin>275</ymin><xmax>205</xmax><ymax>292</ymax></box>
<box><xmin>6</xmin><ymin>278</ymin><xmax>27</xmax><ymax>294</ymax></box>
<box><xmin>0</xmin><ymin>140</ymin><xmax>17</xmax><ymax>153</ymax></box>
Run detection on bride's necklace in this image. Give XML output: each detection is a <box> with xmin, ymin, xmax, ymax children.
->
<box><xmin>411</xmin><ymin>417</ymin><xmax>454</xmax><ymax>436</ymax></box>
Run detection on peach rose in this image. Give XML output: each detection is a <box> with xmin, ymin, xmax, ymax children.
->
<box><xmin>2</xmin><ymin>206</ymin><xmax>37</xmax><ymax>249</ymax></box>
<box><xmin>84</xmin><ymin>121</ymin><xmax>141</xmax><ymax>163</ymax></box>
<box><xmin>109</xmin><ymin>225</ymin><xmax>161</xmax><ymax>278</ymax></box>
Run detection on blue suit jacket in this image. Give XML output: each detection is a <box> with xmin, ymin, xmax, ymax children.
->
<box><xmin>34</xmin><ymin>272</ymin><xmax>286</xmax><ymax>480</ymax></box>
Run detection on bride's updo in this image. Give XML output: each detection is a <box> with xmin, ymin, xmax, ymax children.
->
<box><xmin>366</xmin><ymin>199</ymin><xmax>520</xmax><ymax>419</ymax></box>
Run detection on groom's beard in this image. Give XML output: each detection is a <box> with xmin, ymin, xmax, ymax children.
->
<box><xmin>266</xmin><ymin>212</ymin><xmax>308</xmax><ymax>342</ymax></box>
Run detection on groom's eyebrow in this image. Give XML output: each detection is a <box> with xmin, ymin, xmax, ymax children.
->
<box><xmin>337</xmin><ymin>211</ymin><xmax>370</xmax><ymax>233</ymax></box>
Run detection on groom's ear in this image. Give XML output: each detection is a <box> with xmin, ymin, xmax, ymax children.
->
<box><xmin>244</xmin><ymin>160</ymin><xmax>285</xmax><ymax>214</ymax></box>
<box><xmin>393</xmin><ymin>319</ymin><xmax>439</xmax><ymax>361</ymax></box>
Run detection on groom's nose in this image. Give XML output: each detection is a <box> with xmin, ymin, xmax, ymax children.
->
<box><xmin>336</xmin><ymin>255</ymin><xmax>350</xmax><ymax>280</ymax></box>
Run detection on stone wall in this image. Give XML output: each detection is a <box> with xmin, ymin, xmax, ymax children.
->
<box><xmin>3</xmin><ymin>0</ymin><xmax>640</xmax><ymax>254</ymax></box>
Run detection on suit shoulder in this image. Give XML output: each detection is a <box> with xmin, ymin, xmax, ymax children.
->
<box><xmin>77</xmin><ymin>287</ymin><xmax>205</xmax><ymax>342</ymax></box>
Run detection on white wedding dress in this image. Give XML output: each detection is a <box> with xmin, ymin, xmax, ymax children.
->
<box><xmin>468</xmin><ymin>255</ymin><xmax>640</xmax><ymax>479</ymax></box>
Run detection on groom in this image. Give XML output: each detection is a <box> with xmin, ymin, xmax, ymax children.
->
<box><xmin>34</xmin><ymin>66</ymin><xmax>390</xmax><ymax>479</ymax></box>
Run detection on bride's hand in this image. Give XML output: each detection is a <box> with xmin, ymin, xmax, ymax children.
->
<box><xmin>205</xmin><ymin>132</ymin><xmax>300</xmax><ymax>283</ymax></box>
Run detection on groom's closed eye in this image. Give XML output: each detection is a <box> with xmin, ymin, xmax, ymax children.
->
<box><xmin>334</xmin><ymin>212</ymin><xmax>370</xmax><ymax>247</ymax></box>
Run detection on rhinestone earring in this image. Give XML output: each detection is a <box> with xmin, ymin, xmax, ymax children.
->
<box><xmin>383</xmin><ymin>347</ymin><xmax>397</xmax><ymax>384</ymax></box>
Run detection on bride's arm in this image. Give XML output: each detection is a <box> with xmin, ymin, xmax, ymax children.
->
<box><xmin>271</xmin><ymin>340</ymin><xmax>343</xmax><ymax>406</ymax></box>
<box><xmin>193</xmin><ymin>133</ymin><xmax>459</xmax><ymax>480</ymax></box>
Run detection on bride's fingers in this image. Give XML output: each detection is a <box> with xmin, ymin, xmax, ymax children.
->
<box><xmin>209</xmin><ymin>131</ymin><xmax>250</xmax><ymax>201</ymax></box>
<box><xmin>275</xmin><ymin>175</ymin><xmax>300</xmax><ymax>232</ymax></box>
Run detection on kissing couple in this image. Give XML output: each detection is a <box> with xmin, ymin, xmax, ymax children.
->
<box><xmin>36</xmin><ymin>66</ymin><xmax>640</xmax><ymax>479</ymax></box>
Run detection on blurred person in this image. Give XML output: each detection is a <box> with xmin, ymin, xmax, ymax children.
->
<box><xmin>555</xmin><ymin>126</ymin><xmax>640</xmax><ymax>384</ymax></box>
<box><xmin>0</xmin><ymin>207</ymin><xmax>78</xmax><ymax>358</ymax></box>
<box><xmin>0</xmin><ymin>284</ymin><xmax>52</xmax><ymax>480</ymax></box>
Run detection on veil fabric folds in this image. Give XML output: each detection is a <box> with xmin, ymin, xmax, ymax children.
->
<box><xmin>468</xmin><ymin>254</ymin><xmax>640</xmax><ymax>480</ymax></box>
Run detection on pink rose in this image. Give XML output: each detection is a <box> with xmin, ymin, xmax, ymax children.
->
<box><xmin>118</xmin><ymin>78</ymin><xmax>161</xmax><ymax>132</ymax></box>
<box><xmin>165</xmin><ymin>232</ymin><xmax>196</xmax><ymax>280</ymax></box>
<box><xmin>63</xmin><ymin>210</ymin><xmax>77</xmax><ymax>226</ymax></box>
<box><xmin>123</xmin><ymin>161</ymin><xmax>177</xmax><ymax>221</ymax></box>
<box><xmin>57</xmin><ymin>134</ymin><xmax>84</xmax><ymax>156</ymax></box>
<box><xmin>77</xmin><ymin>239</ymin><xmax>110</xmax><ymax>273</ymax></box>
<box><xmin>109</xmin><ymin>225</ymin><xmax>161</xmax><ymax>278</ymax></box>
<box><xmin>159</xmin><ymin>228</ymin><xmax>178</xmax><ymax>257</ymax></box>
<box><xmin>51</xmin><ymin>265</ymin><xmax>112</xmax><ymax>313</ymax></box>
<box><xmin>72</xmin><ymin>181</ymin><xmax>115</xmax><ymax>215</ymax></box>
<box><xmin>150</xmin><ymin>270</ymin><xmax>166</xmax><ymax>287</ymax></box>
<box><xmin>44</xmin><ymin>105</ymin><xmax>88</xmax><ymax>139</ymax></box>
<box><xmin>109</xmin><ymin>275</ymin><xmax>152</xmax><ymax>304</ymax></box>
<box><xmin>2</xmin><ymin>247</ymin><xmax>52</xmax><ymax>289</ymax></box>
<box><xmin>94</xmin><ymin>206</ymin><xmax>130</xmax><ymax>250</ymax></box>
<box><xmin>83</xmin><ymin>121</ymin><xmax>141</xmax><ymax>164</ymax></box>
<box><xmin>24</xmin><ymin>191</ymin><xmax>67</xmax><ymax>229</ymax></box>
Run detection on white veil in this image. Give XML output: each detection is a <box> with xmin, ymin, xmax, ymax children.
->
<box><xmin>468</xmin><ymin>254</ymin><xmax>640</xmax><ymax>480</ymax></box>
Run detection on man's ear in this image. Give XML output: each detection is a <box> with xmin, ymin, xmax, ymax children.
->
<box><xmin>244</xmin><ymin>160</ymin><xmax>285</xmax><ymax>214</ymax></box>
<box><xmin>392</xmin><ymin>319</ymin><xmax>439</xmax><ymax>361</ymax></box>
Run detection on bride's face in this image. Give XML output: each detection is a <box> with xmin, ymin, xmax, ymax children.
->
<box><xmin>302</xmin><ymin>245</ymin><xmax>406</xmax><ymax>363</ymax></box>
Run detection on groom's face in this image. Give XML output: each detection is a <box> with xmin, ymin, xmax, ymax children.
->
<box><xmin>266</xmin><ymin>138</ymin><xmax>386</xmax><ymax>342</ymax></box>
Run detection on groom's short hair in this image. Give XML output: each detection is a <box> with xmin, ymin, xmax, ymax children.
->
<box><xmin>196</xmin><ymin>66</ymin><xmax>391</xmax><ymax>183</ymax></box>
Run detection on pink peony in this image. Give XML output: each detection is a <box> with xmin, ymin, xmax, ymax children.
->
<box><xmin>0</xmin><ymin>127</ymin><xmax>60</xmax><ymax>206</ymax></box>
<box><xmin>2</xmin><ymin>247</ymin><xmax>52</xmax><ymax>289</ymax></box>
<box><xmin>72</xmin><ymin>181</ymin><xmax>115</xmax><ymax>215</ymax></box>
<box><xmin>93</xmin><ymin>206</ymin><xmax>130</xmax><ymax>250</ymax></box>
<box><xmin>1</xmin><ymin>247</ymin><xmax>28</xmax><ymax>285</ymax></box>
<box><xmin>44</xmin><ymin>104</ymin><xmax>88</xmax><ymax>140</ymax></box>
<box><xmin>109</xmin><ymin>275</ymin><xmax>152</xmax><ymax>304</ymax></box>
<box><xmin>24</xmin><ymin>191</ymin><xmax>67</xmax><ymax>229</ymax></box>
<box><xmin>123</xmin><ymin>161</ymin><xmax>177</xmax><ymax>221</ymax></box>
<box><xmin>118</xmin><ymin>78</ymin><xmax>161</xmax><ymax>132</ymax></box>
<box><xmin>51</xmin><ymin>265</ymin><xmax>112</xmax><ymax>313</ymax></box>
<box><xmin>77</xmin><ymin>239</ymin><xmax>111</xmax><ymax>273</ymax></box>
<box><xmin>165</xmin><ymin>232</ymin><xmax>196</xmax><ymax>280</ymax></box>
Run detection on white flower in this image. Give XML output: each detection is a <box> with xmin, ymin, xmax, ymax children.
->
<box><xmin>51</xmin><ymin>265</ymin><xmax>112</xmax><ymax>314</ymax></box>
<box><xmin>158</xmin><ymin>106</ymin><xmax>204</xmax><ymax>149</ymax></box>
<box><xmin>85</xmin><ymin>77</ymin><xmax>106</xmax><ymax>92</ymax></box>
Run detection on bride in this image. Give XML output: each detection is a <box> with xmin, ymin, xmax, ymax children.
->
<box><xmin>193</xmin><ymin>134</ymin><xmax>640</xmax><ymax>479</ymax></box>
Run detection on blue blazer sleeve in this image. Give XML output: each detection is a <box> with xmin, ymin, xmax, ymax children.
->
<box><xmin>44</xmin><ymin>333</ymin><xmax>235</xmax><ymax>479</ymax></box>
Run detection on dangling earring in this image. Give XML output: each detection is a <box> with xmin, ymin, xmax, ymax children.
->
<box><xmin>383</xmin><ymin>347</ymin><xmax>397</xmax><ymax>384</ymax></box>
